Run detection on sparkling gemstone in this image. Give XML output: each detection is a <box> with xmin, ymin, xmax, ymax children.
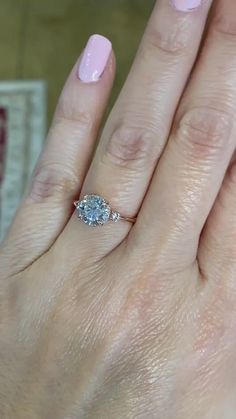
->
<box><xmin>111</xmin><ymin>211</ymin><xmax>120</xmax><ymax>222</ymax></box>
<box><xmin>77</xmin><ymin>195</ymin><xmax>111</xmax><ymax>227</ymax></box>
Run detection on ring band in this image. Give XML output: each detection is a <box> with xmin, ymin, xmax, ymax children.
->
<box><xmin>74</xmin><ymin>194</ymin><xmax>136</xmax><ymax>227</ymax></box>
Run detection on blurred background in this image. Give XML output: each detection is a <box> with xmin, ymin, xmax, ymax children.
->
<box><xmin>0</xmin><ymin>0</ymin><xmax>155</xmax><ymax>239</ymax></box>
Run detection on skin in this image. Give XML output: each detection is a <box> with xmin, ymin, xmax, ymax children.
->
<box><xmin>1</xmin><ymin>0</ymin><xmax>236</xmax><ymax>417</ymax></box>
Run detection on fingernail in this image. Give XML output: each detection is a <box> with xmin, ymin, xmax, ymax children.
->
<box><xmin>171</xmin><ymin>0</ymin><xmax>202</xmax><ymax>12</ymax></box>
<box><xmin>78</xmin><ymin>34</ymin><xmax>112</xmax><ymax>83</ymax></box>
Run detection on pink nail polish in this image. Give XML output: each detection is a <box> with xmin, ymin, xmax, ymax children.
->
<box><xmin>171</xmin><ymin>0</ymin><xmax>202</xmax><ymax>12</ymax></box>
<box><xmin>78</xmin><ymin>34</ymin><xmax>112</xmax><ymax>83</ymax></box>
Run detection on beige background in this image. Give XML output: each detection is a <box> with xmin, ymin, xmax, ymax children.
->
<box><xmin>0</xmin><ymin>0</ymin><xmax>155</xmax><ymax>125</ymax></box>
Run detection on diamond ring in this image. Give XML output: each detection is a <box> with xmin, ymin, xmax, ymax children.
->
<box><xmin>74</xmin><ymin>194</ymin><xmax>136</xmax><ymax>227</ymax></box>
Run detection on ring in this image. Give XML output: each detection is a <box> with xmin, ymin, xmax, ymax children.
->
<box><xmin>74</xmin><ymin>194</ymin><xmax>136</xmax><ymax>227</ymax></box>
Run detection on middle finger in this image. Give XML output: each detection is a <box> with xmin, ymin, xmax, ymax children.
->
<box><xmin>63</xmin><ymin>0</ymin><xmax>213</xmax><ymax>253</ymax></box>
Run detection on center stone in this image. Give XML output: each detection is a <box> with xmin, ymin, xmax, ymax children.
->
<box><xmin>77</xmin><ymin>195</ymin><xmax>111</xmax><ymax>227</ymax></box>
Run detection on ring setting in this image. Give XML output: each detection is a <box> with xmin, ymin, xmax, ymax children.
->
<box><xmin>74</xmin><ymin>194</ymin><xmax>136</xmax><ymax>227</ymax></box>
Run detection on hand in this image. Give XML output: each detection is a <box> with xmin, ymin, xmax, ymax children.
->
<box><xmin>1</xmin><ymin>0</ymin><xmax>236</xmax><ymax>417</ymax></box>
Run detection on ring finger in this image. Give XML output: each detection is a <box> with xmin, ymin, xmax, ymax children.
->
<box><xmin>1</xmin><ymin>37</ymin><xmax>114</xmax><ymax>273</ymax></box>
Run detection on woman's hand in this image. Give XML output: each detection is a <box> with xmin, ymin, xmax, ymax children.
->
<box><xmin>1</xmin><ymin>0</ymin><xmax>236</xmax><ymax>417</ymax></box>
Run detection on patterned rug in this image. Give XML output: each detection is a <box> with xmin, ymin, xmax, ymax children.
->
<box><xmin>0</xmin><ymin>81</ymin><xmax>46</xmax><ymax>241</ymax></box>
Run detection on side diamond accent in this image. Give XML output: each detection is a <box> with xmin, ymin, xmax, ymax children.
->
<box><xmin>111</xmin><ymin>211</ymin><xmax>121</xmax><ymax>222</ymax></box>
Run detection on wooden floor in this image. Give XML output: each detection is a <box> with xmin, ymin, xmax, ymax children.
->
<box><xmin>0</xmin><ymin>0</ymin><xmax>154</xmax><ymax>124</ymax></box>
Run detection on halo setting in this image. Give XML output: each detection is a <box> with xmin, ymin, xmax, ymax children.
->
<box><xmin>74</xmin><ymin>194</ymin><xmax>136</xmax><ymax>227</ymax></box>
<box><xmin>75</xmin><ymin>195</ymin><xmax>111</xmax><ymax>227</ymax></box>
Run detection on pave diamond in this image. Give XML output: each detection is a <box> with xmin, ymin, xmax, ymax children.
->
<box><xmin>76</xmin><ymin>195</ymin><xmax>111</xmax><ymax>227</ymax></box>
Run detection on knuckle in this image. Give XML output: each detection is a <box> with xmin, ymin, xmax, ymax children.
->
<box><xmin>54</xmin><ymin>107</ymin><xmax>93</xmax><ymax>132</ymax></box>
<box><xmin>104</xmin><ymin>126</ymin><xmax>156</xmax><ymax>170</ymax></box>
<box><xmin>28</xmin><ymin>161</ymin><xmax>78</xmax><ymax>203</ymax></box>
<box><xmin>213</xmin><ymin>13</ymin><xmax>236</xmax><ymax>39</ymax></box>
<box><xmin>145</xmin><ymin>20</ymin><xmax>189</xmax><ymax>56</ymax></box>
<box><xmin>175</xmin><ymin>107</ymin><xmax>232</xmax><ymax>158</ymax></box>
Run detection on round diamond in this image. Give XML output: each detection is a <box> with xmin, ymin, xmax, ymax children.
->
<box><xmin>76</xmin><ymin>195</ymin><xmax>111</xmax><ymax>227</ymax></box>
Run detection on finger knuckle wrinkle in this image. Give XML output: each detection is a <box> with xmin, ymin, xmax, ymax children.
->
<box><xmin>28</xmin><ymin>163</ymin><xmax>78</xmax><ymax>202</ymax></box>
<box><xmin>177</xmin><ymin>107</ymin><xmax>232</xmax><ymax>156</ymax></box>
<box><xmin>213</xmin><ymin>14</ymin><xmax>236</xmax><ymax>39</ymax></box>
<box><xmin>55</xmin><ymin>107</ymin><xmax>93</xmax><ymax>131</ymax></box>
<box><xmin>146</xmin><ymin>23</ymin><xmax>188</xmax><ymax>56</ymax></box>
<box><xmin>105</xmin><ymin>126</ymin><xmax>154</xmax><ymax>169</ymax></box>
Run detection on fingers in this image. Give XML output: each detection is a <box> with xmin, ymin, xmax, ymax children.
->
<box><xmin>133</xmin><ymin>0</ymin><xmax>236</xmax><ymax>271</ymax></box>
<box><xmin>61</xmin><ymin>0</ymin><xmax>213</xmax><ymax>257</ymax></box>
<box><xmin>1</xmin><ymin>35</ymin><xmax>114</xmax><ymax>273</ymax></box>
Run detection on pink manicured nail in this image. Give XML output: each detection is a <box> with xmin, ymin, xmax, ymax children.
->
<box><xmin>78</xmin><ymin>34</ymin><xmax>112</xmax><ymax>83</ymax></box>
<box><xmin>171</xmin><ymin>0</ymin><xmax>202</xmax><ymax>12</ymax></box>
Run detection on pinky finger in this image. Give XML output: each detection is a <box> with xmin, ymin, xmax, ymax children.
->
<box><xmin>1</xmin><ymin>35</ymin><xmax>114</xmax><ymax>274</ymax></box>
